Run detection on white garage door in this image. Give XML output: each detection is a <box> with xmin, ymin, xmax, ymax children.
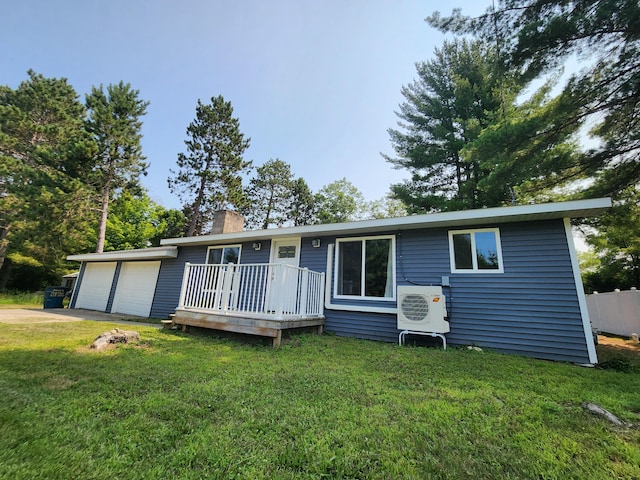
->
<box><xmin>74</xmin><ymin>262</ymin><xmax>117</xmax><ymax>311</ymax></box>
<box><xmin>111</xmin><ymin>261</ymin><xmax>161</xmax><ymax>317</ymax></box>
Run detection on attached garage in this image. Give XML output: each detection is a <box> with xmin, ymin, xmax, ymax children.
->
<box><xmin>74</xmin><ymin>262</ymin><xmax>117</xmax><ymax>311</ymax></box>
<box><xmin>68</xmin><ymin>246</ymin><xmax>178</xmax><ymax>316</ymax></box>
<box><xmin>111</xmin><ymin>261</ymin><xmax>161</xmax><ymax>317</ymax></box>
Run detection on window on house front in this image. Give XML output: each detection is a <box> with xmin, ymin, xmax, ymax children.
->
<box><xmin>335</xmin><ymin>235</ymin><xmax>395</xmax><ymax>300</ymax></box>
<box><xmin>278</xmin><ymin>245</ymin><xmax>296</xmax><ymax>259</ymax></box>
<box><xmin>448</xmin><ymin>228</ymin><xmax>503</xmax><ymax>273</ymax></box>
<box><xmin>206</xmin><ymin>245</ymin><xmax>241</xmax><ymax>264</ymax></box>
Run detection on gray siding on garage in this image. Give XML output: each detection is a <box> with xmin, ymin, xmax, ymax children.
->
<box><xmin>69</xmin><ymin>262</ymin><xmax>86</xmax><ymax>309</ymax></box>
<box><xmin>150</xmin><ymin>246</ymin><xmax>206</xmax><ymax>319</ymax></box>
<box><xmin>105</xmin><ymin>262</ymin><xmax>122</xmax><ymax>313</ymax></box>
<box><xmin>304</xmin><ymin>220</ymin><xmax>591</xmax><ymax>364</ymax></box>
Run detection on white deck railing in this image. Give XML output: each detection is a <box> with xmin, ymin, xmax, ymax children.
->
<box><xmin>177</xmin><ymin>263</ymin><xmax>325</xmax><ymax>320</ymax></box>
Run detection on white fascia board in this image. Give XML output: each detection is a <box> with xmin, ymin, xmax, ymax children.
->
<box><xmin>160</xmin><ymin>198</ymin><xmax>612</xmax><ymax>247</ymax></box>
<box><xmin>67</xmin><ymin>246</ymin><xmax>178</xmax><ymax>262</ymax></box>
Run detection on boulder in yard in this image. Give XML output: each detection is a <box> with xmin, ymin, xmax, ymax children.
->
<box><xmin>90</xmin><ymin>328</ymin><xmax>140</xmax><ymax>351</ymax></box>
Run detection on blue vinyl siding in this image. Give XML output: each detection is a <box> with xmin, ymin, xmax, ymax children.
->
<box><xmin>69</xmin><ymin>262</ymin><xmax>86</xmax><ymax>309</ymax></box>
<box><xmin>105</xmin><ymin>262</ymin><xmax>122</xmax><ymax>312</ymax></box>
<box><xmin>150</xmin><ymin>246</ymin><xmax>206</xmax><ymax>318</ymax></box>
<box><xmin>325</xmin><ymin>309</ymin><xmax>398</xmax><ymax>342</ymax></box>
<box><xmin>150</xmin><ymin>241</ymin><xmax>272</xmax><ymax>319</ymax></box>
<box><xmin>240</xmin><ymin>240</ymin><xmax>271</xmax><ymax>263</ymax></box>
<box><xmin>147</xmin><ymin>219</ymin><xmax>590</xmax><ymax>362</ymax></box>
<box><xmin>307</xmin><ymin>220</ymin><xmax>591</xmax><ymax>363</ymax></box>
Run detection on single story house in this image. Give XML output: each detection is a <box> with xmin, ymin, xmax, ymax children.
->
<box><xmin>67</xmin><ymin>198</ymin><xmax>611</xmax><ymax>364</ymax></box>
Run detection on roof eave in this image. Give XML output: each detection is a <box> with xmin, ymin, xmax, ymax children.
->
<box><xmin>67</xmin><ymin>246</ymin><xmax>179</xmax><ymax>262</ymax></box>
<box><xmin>160</xmin><ymin>198</ymin><xmax>612</xmax><ymax>247</ymax></box>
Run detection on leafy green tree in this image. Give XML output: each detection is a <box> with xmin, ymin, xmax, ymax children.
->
<box><xmin>428</xmin><ymin>0</ymin><xmax>640</xmax><ymax>198</ymax></box>
<box><xmin>384</xmin><ymin>39</ymin><xmax>516</xmax><ymax>212</ymax></box>
<box><xmin>168</xmin><ymin>96</ymin><xmax>251</xmax><ymax>236</ymax></box>
<box><xmin>581</xmin><ymin>186</ymin><xmax>640</xmax><ymax>292</ymax></box>
<box><xmin>85</xmin><ymin>82</ymin><xmax>149</xmax><ymax>253</ymax></box>
<box><xmin>148</xmin><ymin>207</ymin><xmax>187</xmax><ymax>246</ymax></box>
<box><xmin>243</xmin><ymin>159</ymin><xmax>294</xmax><ymax>229</ymax></box>
<box><xmin>315</xmin><ymin>178</ymin><xmax>366</xmax><ymax>224</ymax></box>
<box><xmin>105</xmin><ymin>190</ymin><xmax>186</xmax><ymax>250</ymax></box>
<box><xmin>365</xmin><ymin>196</ymin><xmax>407</xmax><ymax>220</ymax></box>
<box><xmin>0</xmin><ymin>70</ymin><xmax>96</xmax><ymax>290</ymax></box>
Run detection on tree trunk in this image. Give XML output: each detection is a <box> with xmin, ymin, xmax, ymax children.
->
<box><xmin>0</xmin><ymin>223</ymin><xmax>10</xmax><ymax>273</ymax></box>
<box><xmin>186</xmin><ymin>196</ymin><xmax>202</xmax><ymax>237</ymax></box>
<box><xmin>0</xmin><ymin>258</ymin><xmax>12</xmax><ymax>292</ymax></box>
<box><xmin>96</xmin><ymin>163</ymin><xmax>114</xmax><ymax>253</ymax></box>
<box><xmin>186</xmin><ymin>165</ymin><xmax>211</xmax><ymax>237</ymax></box>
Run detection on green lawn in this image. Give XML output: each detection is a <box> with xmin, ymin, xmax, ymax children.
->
<box><xmin>0</xmin><ymin>291</ymin><xmax>44</xmax><ymax>309</ymax></box>
<box><xmin>0</xmin><ymin>320</ymin><xmax>638</xmax><ymax>479</ymax></box>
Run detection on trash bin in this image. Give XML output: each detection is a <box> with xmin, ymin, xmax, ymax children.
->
<box><xmin>43</xmin><ymin>286</ymin><xmax>67</xmax><ymax>309</ymax></box>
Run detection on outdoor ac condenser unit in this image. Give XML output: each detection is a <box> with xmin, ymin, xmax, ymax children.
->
<box><xmin>397</xmin><ymin>285</ymin><xmax>449</xmax><ymax>333</ymax></box>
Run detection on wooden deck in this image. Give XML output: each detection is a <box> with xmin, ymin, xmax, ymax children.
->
<box><xmin>171</xmin><ymin>309</ymin><xmax>324</xmax><ymax>347</ymax></box>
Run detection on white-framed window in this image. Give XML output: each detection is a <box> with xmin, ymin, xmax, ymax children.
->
<box><xmin>206</xmin><ymin>245</ymin><xmax>241</xmax><ymax>265</ymax></box>
<box><xmin>448</xmin><ymin>228</ymin><xmax>504</xmax><ymax>273</ymax></box>
<box><xmin>334</xmin><ymin>235</ymin><xmax>395</xmax><ymax>300</ymax></box>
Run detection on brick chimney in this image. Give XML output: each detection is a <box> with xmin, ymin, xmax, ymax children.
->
<box><xmin>210</xmin><ymin>210</ymin><xmax>244</xmax><ymax>234</ymax></box>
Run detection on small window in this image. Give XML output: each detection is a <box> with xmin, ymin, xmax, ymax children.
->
<box><xmin>278</xmin><ymin>245</ymin><xmax>296</xmax><ymax>259</ymax></box>
<box><xmin>206</xmin><ymin>245</ymin><xmax>241</xmax><ymax>265</ymax></box>
<box><xmin>335</xmin><ymin>235</ymin><xmax>395</xmax><ymax>300</ymax></box>
<box><xmin>449</xmin><ymin>229</ymin><xmax>503</xmax><ymax>273</ymax></box>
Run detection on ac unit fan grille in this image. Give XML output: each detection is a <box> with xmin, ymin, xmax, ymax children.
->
<box><xmin>401</xmin><ymin>294</ymin><xmax>430</xmax><ymax>322</ymax></box>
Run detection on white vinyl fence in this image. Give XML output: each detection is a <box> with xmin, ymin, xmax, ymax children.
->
<box><xmin>586</xmin><ymin>288</ymin><xmax>640</xmax><ymax>337</ymax></box>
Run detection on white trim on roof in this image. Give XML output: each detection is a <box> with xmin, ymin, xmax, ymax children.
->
<box><xmin>160</xmin><ymin>198</ymin><xmax>612</xmax><ymax>247</ymax></box>
<box><xmin>564</xmin><ymin>218</ymin><xmax>598</xmax><ymax>365</ymax></box>
<box><xmin>67</xmin><ymin>246</ymin><xmax>178</xmax><ymax>262</ymax></box>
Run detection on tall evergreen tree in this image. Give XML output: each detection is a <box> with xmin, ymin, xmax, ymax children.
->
<box><xmin>85</xmin><ymin>82</ymin><xmax>149</xmax><ymax>253</ymax></box>
<box><xmin>168</xmin><ymin>96</ymin><xmax>251</xmax><ymax>236</ymax></box>
<box><xmin>384</xmin><ymin>39</ymin><xmax>515</xmax><ymax>212</ymax></box>
<box><xmin>428</xmin><ymin>0</ymin><xmax>640</xmax><ymax>198</ymax></box>
<box><xmin>0</xmin><ymin>70</ymin><xmax>95</xmax><ymax>290</ymax></box>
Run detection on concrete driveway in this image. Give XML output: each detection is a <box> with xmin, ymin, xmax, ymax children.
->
<box><xmin>0</xmin><ymin>308</ymin><xmax>161</xmax><ymax>327</ymax></box>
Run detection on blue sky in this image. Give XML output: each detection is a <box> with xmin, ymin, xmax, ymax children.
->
<box><xmin>2</xmin><ymin>1</ymin><xmax>488</xmax><ymax>210</ymax></box>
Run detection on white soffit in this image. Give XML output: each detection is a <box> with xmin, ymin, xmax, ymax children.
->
<box><xmin>160</xmin><ymin>198</ymin><xmax>612</xmax><ymax>247</ymax></box>
<box><xmin>67</xmin><ymin>246</ymin><xmax>178</xmax><ymax>262</ymax></box>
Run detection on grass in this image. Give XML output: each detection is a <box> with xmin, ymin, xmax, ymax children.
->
<box><xmin>0</xmin><ymin>291</ymin><xmax>44</xmax><ymax>309</ymax></box>
<box><xmin>0</xmin><ymin>321</ymin><xmax>639</xmax><ymax>479</ymax></box>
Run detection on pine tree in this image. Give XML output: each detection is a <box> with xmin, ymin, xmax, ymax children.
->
<box><xmin>169</xmin><ymin>96</ymin><xmax>251</xmax><ymax>236</ymax></box>
<box><xmin>428</xmin><ymin>0</ymin><xmax>640</xmax><ymax>198</ymax></box>
<box><xmin>85</xmin><ymin>82</ymin><xmax>149</xmax><ymax>253</ymax></box>
<box><xmin>384</xmin><ymin>39</ymin><xmax>514</xmax><ymax>212</ymax></box>
<box><xmin>0</xmin><ymin>70</ymin><xmax>95</xmax><ymax>289</ymax></box>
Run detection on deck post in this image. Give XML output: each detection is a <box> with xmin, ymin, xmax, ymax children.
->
<box><xmin>178</xmin><ymin>263</ymin><xmax>191</xmax><ymax>309</ymax></box>
<box><xmin>299</xmin><ymin>268</ymin><xmax>309</xmax><ymax>316</ymax></box>
<box><xmin>274</xmin><ymin>264</ymin><xmax>285</xmax><ymax>320</ymax></box>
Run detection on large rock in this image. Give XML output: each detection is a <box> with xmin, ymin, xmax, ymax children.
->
<box><xmin>90</xmin><ymin>328</ymin><xmax>140</xmax><ymax>351</ymax></box>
